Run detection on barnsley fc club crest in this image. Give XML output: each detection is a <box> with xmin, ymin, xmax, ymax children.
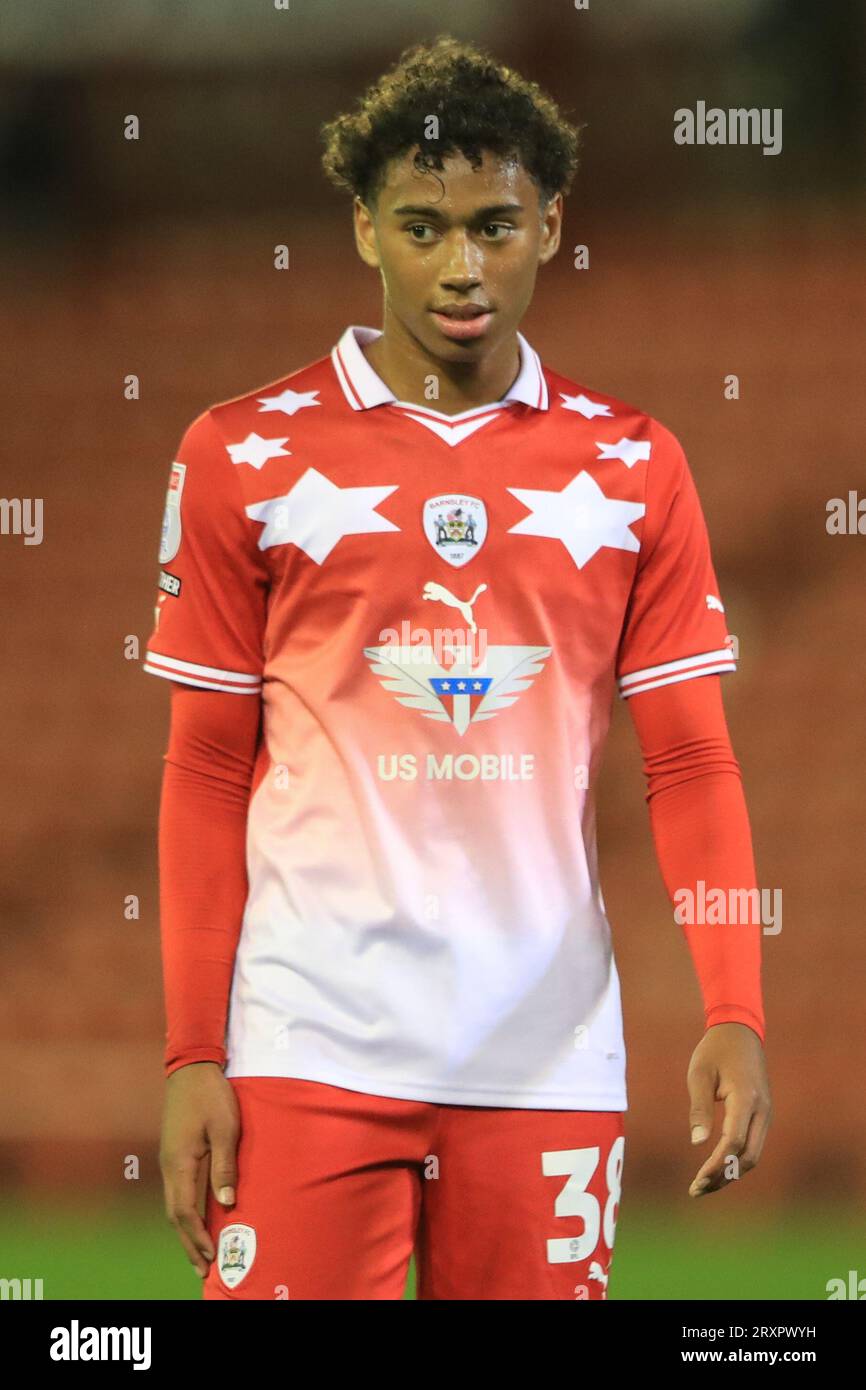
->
<box><xmin>423</xmin><ymin>494</ymin><xmax>487</xmax><ymax>568</ymax></box>
<box><xmin>217</xmin><ymin>1223</ymin><xmax>257</xmax><ymax>1290</ymax></box>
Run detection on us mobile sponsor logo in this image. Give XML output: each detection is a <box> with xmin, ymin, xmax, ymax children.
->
<box><xmin>49</xmin><ymin>1320</ymin><xmax>151</xmax><ymax>1370</ymax></box>
<box><xmin>674</xmin><ymin>102</ymin><xmax>782</xmax><ymax>156</ymax></box>
<box><xmin>366</xmin><ymin>581</ymin><xmax>550</xmax><ymax>737</ymax></box>
<box><xmin>158</xmin><ymin>568</ymin><xmax>182</xmax><ymax>597</ymax></box>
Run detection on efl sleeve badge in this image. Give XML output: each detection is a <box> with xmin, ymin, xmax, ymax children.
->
<box><xmin>158</xmin><ymin>461</ymin><xmax>187</xmax><ymax>564</ymax></box>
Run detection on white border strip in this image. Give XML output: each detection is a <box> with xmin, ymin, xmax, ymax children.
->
<box><xmin>618</xmin><ymin>661</ymin><xmax>736</xmax><ymax>699</ymax></box>
<box><xmin>619</xmin><ymin>647</ymin><xmax>735</xmax><ymax>690</ymax></box>
<box><xmin>330</xmin><ymin>343</ymin><xmax>363</xmax><ymax>410</ymax></box>
<box><xmin>144</xmin><ymin>649</ymin><xmax>262</xmax><ymax>694</ymax></box>
<box><xmin>529</xmin><ymin>342</ymin><xmax>549</xmax><ymax>408</ymax></box>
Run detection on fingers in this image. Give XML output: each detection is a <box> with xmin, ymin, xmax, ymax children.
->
<box><xmin>209</xmin><ymin>1116</ymin><xmax>240</xmax><ymax>1208</ymax></box>
<box><xmin>689</xmin><ymin>1089</ymin><xmax>770</xmax><ymax>1197</ymax></box>
<box><xmin>688</xmin><ymin>1098</ymin><xmax>715</xmax><ymax>1148</ymax></box>
<box><xmin>738</xmin><ymin>1094</ymin><xmax>773</xmax><ymax>1172</ymax></box>
<box><xmin>687</xmin><ymin>1058</ymin><xmax>717</xmax><ymax>1149</ymax></box>
<box><xmin>163</xmin><ymin>1158</ymin><xmax>216</xmax><ymax>1277</ymax></box>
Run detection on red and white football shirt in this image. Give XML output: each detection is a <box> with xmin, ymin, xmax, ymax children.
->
<box><xmin>144</xmin><ymin>325</ymin><xmax>737</xmax><ymax>1109</ymax></box>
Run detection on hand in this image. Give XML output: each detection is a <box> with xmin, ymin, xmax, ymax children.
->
<box><xmin>159</xmin><ymin>1061</ymin><xmax>240</xmax><ymax>1276</ymax></box>
<box><xmin>686</xmin><ymin>1022</ymin><xmax>772</xmax><ymax>1198</ymax></box>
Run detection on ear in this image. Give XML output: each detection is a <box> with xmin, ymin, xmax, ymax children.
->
<box><xmin>538</xmin><ymin>192</ymin><xmax>563</xmax><ymax>266</ymax></box>
<box><xmin>353</xmin><ymin>196</ymin><xmax>381</xmax><ymax>269</ymax></box>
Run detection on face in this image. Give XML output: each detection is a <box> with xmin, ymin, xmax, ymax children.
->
<box><xmin>353</xmin><ymin>148</ymin><xmax>562</xmax><ymax>362</ymax></box>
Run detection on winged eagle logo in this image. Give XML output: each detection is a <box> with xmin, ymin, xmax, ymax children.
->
<box><xmin>363</xmin><ymin>643</ymin><xmax>551</xmax><ymax>736</ymax></box>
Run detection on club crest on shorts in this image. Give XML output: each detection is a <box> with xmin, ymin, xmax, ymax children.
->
<box><xmin>423</xmin><ymin>494</ymin><xmax>487</xmax><ymax>567</ymax></box>
<box><xmin>218</xmin><ymin>1223</ymin><xmax>256</xmax><ymax>1290</ymax></box>
<box><xmin>159</xmin><ymin>461</ymin><xmax>186</xmax><ymax>564</ymax></box>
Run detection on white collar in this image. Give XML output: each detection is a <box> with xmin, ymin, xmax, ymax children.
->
<box><xmin>331</xmin><ymin>324</ymin><xmax>549</xmax><ymax>417</ymax></box>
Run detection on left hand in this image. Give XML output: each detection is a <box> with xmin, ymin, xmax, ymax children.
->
<box><xmin>686</xmin><ymin>1022</ymin><xmax>772</xmax><ymax>1198</ymax></box>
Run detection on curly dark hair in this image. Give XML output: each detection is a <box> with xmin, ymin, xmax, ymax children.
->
<box><xmin>321</xmin><ymin>35</ymin><xmax>583</xmax><ymax>208</ymax></box>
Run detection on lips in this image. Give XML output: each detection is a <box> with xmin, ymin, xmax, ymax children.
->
<box><xmin>430</xmin><ymin>304</ymin><xmax>494</xmax><ymax>341</ymax></box>
<box><xmin>432</xmin><ymin>304</ymin><xmax>491</xmax><ymax>319</ymax></box>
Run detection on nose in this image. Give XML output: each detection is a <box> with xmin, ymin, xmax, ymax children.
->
<box><xmin>439</xmin><ymin>228</ymin><xmax>483</xmax><ymax>292</ymax></box>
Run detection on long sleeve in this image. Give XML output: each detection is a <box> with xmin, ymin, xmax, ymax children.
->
<box><xmin>143</xmin><ymin>407</ymin><xmax>270</xmax><ymax>1075</ymax></box>
<box><xmin>626</xmin><ymin>673</ymin><xmax>765</xmax><ymax>1043</ymax></box>
<box><xmin>158</xmin><ymin>683</ymin><xmax>261</xmax><ymax>1076</ymax></box>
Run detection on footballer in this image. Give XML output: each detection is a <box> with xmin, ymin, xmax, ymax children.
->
<box><xmin>147</xmin><ymin>36</ymin><xmax>771</xmax><ymax>1300</ymax></box>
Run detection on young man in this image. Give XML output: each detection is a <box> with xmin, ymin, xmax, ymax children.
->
<box><xmin>146</xmin><ymin>37</ymin><xmax>771</xmax><ymax>1301</ymax></box>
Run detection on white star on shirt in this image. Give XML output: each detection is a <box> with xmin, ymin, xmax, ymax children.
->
<box><xmin>507</xmin><ymin>470</ymin><xmax>645</xmax><ymax>570</ymax></box>
<box><xmin>245</xmin><ymin>466</ymin><xmax>399</xmax><ymax>563</ymax></box>
<box><xmin>560</xmin><ymin>392</ymin><xmax>613</xmax><ymax>419</ymax></box>
<box><xmin>227</xmin><ymin>433</ymin><xmax>291</xmax><ymax>470</ymax></box>
<box><xmin>595</xmin><ymin>437</ymin><xmax>651</xmax><ymax>468</ymax></box>
<box><xmin>257</xmin><ymin>388</ymin><xmax>321</xmax><ymax>417</ymax></box>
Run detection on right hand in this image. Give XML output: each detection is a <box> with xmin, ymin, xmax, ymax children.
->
<box><xmin>159</xmin><ymin>1061</ymin><xmax>240</xmax><ymax>1277</ymax></box>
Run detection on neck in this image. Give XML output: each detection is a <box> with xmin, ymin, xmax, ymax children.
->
<box><xmin>362</xmin><ymin>309</ymin><xmax>521</xmax><ymax>416</ymax></box>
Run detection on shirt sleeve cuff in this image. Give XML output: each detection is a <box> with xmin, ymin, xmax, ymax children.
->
<box><xmin>165</xmin><ymin>1048</ymin><xmax>227</xmax><ymax>1077</ymax></box>
<box><xmin>704</xmin><ymin>1005</ymin><xmax>765</xmax><ymax>1044</ymax></box>
<box><xmin>618</xmin><ymin>648</ymin><xmax>736</xmax><ymax>699</ymax></box>
<box><xmin>144</xmin><ymin>649</ymin><xmax>262</xmax><ymax>695</ymax></box>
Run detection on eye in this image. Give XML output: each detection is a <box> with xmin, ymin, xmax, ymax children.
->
<box><xmin>481</xmin><ymin>223</ymin><xmax>513</xmax><ymax>240</ymax></box>
<box><xmin>406</xmin><ymin>223</ymin><xmax>437</xmax><ymax>241</ymax></box>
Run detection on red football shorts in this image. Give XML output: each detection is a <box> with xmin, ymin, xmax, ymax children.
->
<box><xmin>202</xmin><ymin>1076</ymin><xmax>626</xmax><ymax>1301</ymax></box>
